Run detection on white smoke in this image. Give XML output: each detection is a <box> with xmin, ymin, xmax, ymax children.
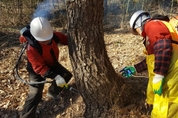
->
<box><xmin>32</xmin><ymin>0</ymin><xmax>65</xmax><ymax>20</ymax></box>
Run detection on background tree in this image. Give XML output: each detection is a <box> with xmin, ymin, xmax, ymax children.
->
<box><xmin>1</xmin><ymin>0</ymin><xmax>177</xmax><ymax>28</ymax></box>
<box><xmin>104</xmin><ymin>0</ymin><xmax>108</xmax><ymax>23</ymax></box>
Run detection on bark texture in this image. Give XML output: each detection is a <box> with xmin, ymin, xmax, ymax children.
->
<box><xmin>66</xmin><ymin>0</ymin><xmax>124</xmax><ymax>117</ymax></box>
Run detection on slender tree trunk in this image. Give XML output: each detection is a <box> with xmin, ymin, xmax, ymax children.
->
<box><xmin>18</xmin><ymin>0</ymin><xmax>23</xmax><ymax>24</ymax></box>
<box><xmin>104</xmin><ymin>0</ymin><xmax>108</xmax><ymax>23</ymax></box>
<box><xmin>66</xmin><ymin>0</ymin><xmax>124</xmax><ymax>117</ymax></box>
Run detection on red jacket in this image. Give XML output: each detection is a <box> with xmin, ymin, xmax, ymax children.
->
<box><xmin>24</xmin><ymin>31</ymin><xmax>68</xmax><ymax>77</ymax></box>
<box><xmin>142</xmin><ymin>20</ymin><xmax>172</xmax><ymax>54</ymax></box>
<box><xmin>134</xmin><ymin>20</ymin><xmax>172</xmax><ymax>75</ymax></box>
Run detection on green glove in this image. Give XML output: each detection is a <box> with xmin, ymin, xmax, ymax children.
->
<box><xmin>152</xmin><ymin>74</ymin><xmax>164</xmax><ymax>96</ymax></box>
<box><xmin>120</xmin><ymin>66</ymin><xmax>136</xmax><ymax>78</ymax></box>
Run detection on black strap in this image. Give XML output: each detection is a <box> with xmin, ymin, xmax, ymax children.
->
<box><xmin>52</xmin><ymin>33</ymin><xmax>60</xmax><ymax>44</ymax></box>
<box><xmin>151</xmin><ymin>14</ymin><xmax>170</xmax><ymax>21</ymax></box>
<box><xmin>172</xmin><ymin>40</ymin><xmax>178</xmax><ymax>45</ymax></box>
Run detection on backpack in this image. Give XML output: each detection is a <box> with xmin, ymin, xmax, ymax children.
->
<box><xmin>13</xmin><ymin>25</ymin><xmax>60</xmax><ymax>85</ymax></box>
<box><xmin>151</xmin><ymin>14</ymin><xmax>178</xmax><ymax>44</ymax></box>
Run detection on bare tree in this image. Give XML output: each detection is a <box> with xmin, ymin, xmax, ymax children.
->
<box><xmin>17</xmin><ymin>0</ymin><xmax>23</xmax><ymax>22</ymax></box>
<box><xmin>104</xmin><ymin>0</ymin><xmax>108</xmax><ymax>23</ymax></box>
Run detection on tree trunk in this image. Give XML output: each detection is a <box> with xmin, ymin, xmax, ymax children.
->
<box><xmin>104</xmin><ymin>0</ymin><xmax>108</xmax><ymax>23</ymax></box>
<box><xmin>66</xmin><ymin>0</ymin><xmax>124</xmax><ymax>117</ymax></box>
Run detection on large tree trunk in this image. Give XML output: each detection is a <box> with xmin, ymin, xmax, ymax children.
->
<box><xmin>66</xmin><ymin>0</ymin><xmax>124</xmax><ymax>117</ymax></box>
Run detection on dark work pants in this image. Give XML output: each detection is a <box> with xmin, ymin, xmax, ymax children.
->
<box><xmin>20</xmin><ymin>63</ymin><xmax>72</xmax><ymax>118</ymax></box>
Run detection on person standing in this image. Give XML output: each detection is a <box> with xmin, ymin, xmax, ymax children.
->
<box><xmin>19</xmin><ymin>17</ymin><xmax>72</xmax><ymax>118</ymax></box>
<box><xmin>120</xmin><ymin>10</ymin><xmax>178</xmax><ymax>118</ymax></box>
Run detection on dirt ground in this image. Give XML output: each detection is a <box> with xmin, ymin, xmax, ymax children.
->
<box><xmin>0</xmin><ymin>28</ymin><xmax>150</xmax><ymax>118</ymax></box>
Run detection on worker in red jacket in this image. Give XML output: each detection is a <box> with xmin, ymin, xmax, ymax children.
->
<box><xmin>19</xmin><ymin>17</ymin><xmax>72</xmax><ymax>118</ymax></box>
<box><xmin>120</xmin><ymin>10</ymin><xmax>178</xmax><ymax>117</ymax></box>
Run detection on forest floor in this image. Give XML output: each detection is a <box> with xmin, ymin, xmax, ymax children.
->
<box><xmin>0</xmin><ymin>27</ymin><xmax>150</xmax><ymax>118</ymax></box>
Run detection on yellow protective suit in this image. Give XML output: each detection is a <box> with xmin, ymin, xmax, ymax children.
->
<box><xmin>145</xmin><ymin>21</ymin><xmax>178</xmax><ymax>118</ymax></box>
